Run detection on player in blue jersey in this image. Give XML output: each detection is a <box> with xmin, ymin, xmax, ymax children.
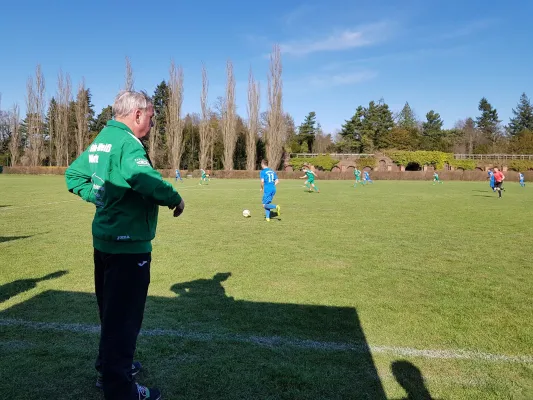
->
<box><xmin>260</xmin><ymin>159</ymin><xmax>280</xmax><ymax>222</ymax></box>
<box><xmin>175</xmin><ymin>169</ymin><xmax>183</xmax><ymax>183</ymax></box>
<box><xmin>519</xmin><ymin>172</ymin><xmax>525</xmax><ymax>187</ymax></box>
<box><xmin>488</xmin><ymin>169</ymin><xmax>495</xmax><ymax>191</ymax></box>
<box><xmin>363</xmin><ymin>170</ymin><xmax>373</xmax><ymax>184</ymax></box>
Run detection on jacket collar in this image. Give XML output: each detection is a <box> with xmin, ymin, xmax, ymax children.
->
<box><xmin>106</xmin><ymin>120</ymin><xmax>144</xmax><ymax>147</ymax></box>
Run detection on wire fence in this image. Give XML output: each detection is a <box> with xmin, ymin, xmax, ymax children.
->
<box><xmin>290</xmin><ymin>153</ymin><xmax>533</xmax><ymax>160</ymax></box>
<box><xmin>289</xmin><ymin>153</ymin><xmax>375</xmax><ymax>159</ymax></box>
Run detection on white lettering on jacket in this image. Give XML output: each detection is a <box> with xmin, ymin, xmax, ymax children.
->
<box><xmin>89</xmin><ymin>143</ymin><xmax>112</xmax><ymax>153</ymax></box>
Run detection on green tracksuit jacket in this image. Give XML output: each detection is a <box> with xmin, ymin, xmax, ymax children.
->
<box><xmin>65</xmin><ymin>120</ymin><xmax>182</xmax><ymax>254</ymax></box>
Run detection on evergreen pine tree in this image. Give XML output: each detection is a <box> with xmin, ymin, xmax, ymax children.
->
<box><xmin>509</xmin><ymin>93</ymin><xmax>533</xmax><ymax>136</ymax></box>
<box><xmin>476</xmin><ymin>97</ymin><xmax>501</xmax><ymax>148</ymax></box>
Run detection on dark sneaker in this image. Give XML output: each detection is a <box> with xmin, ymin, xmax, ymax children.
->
<box><xmin>137</xmin><ymin>383</ymin><xmax>161</xmax><ymax>400</ymax></box>
<box><xmin>96</xmin><ymin>361</ymin><xmax>143</xmax><ymax>389</ymax></box>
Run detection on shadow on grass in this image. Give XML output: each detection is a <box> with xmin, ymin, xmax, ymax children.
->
<box><xmin>0</xmin><ymin>235</ymin><xmax>33</xmax><ymax>243</ymax></box>
<box><xmin>390</xmin><ymin>360</ymin><xmax>439</xmax><ymax>400</ymax></box>
<box><xmin>0</xmin><ymin>270</ymin><xmax>68</xmax><ymax>303</ymax></box>
<box><xmin>0</xmin><ymin>205</ymin><xmax>12</xmax><ymax>208</ymax></box>
<box><xmin>472</xmin><ymin>195</ymin><xmax>495</xmax><ymax>198</ymax></box>
<box><xmin>0</xmin><ymin>272</ymin><xmax>392</xmax><ymax>399</ymax></box>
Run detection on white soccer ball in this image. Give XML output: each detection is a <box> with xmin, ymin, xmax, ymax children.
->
<box><xmin>242</xmin><ymin>209</ymin><xmax>251</xmax><ymax>218</ymax></box>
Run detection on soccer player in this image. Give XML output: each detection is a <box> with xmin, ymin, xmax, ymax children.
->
<box><xmin>493</xmin><ymin>167</ymin><xmax>505</xmax><ymax>198</ymax></box>
<box><xmin>260</xmin><ymin>159</ymin><xmax>280</xmax><ymax>222</ymax></box>
<box><xmin>519</xmin><ymin>172</ymin><xmax>525</xmax><ymax>187</ymax></box>
<box><xmin>354</xmin><ymin>168</ymin><xmax>362</xmax><ymax>187</ymax></box>
<box><xmin>363</xmin><ymin>170</ymin><xmax>373</xmax><ymax>184</ymax></box>
<box><xmin>175</xmin><ymin>169</ymin><xmax>183</xmax><ymax>183</ymax></box>
<box><xmin>433</xmin><ymin>172</ymin><xmax>443</xmax><ymax>184</ymax></box>
<box><xmin>199</xmin><ymin>168</ymin><xmax>209</xmax><ymax>185</ymax></box>
<box><xmin>300</xmin><ymin>167</ymin><xmax>320</xmax><ymax>192</ymax></box>
<box><xmin>488</xmin><ymin>169</ymin><xmax>495</xmax><ymax>191</ymax></box>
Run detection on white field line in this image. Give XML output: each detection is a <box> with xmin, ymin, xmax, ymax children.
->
<box><xmin>0</xmin><ymin>200</ymin><xmax>78</xmax><ymax>211</ymax></box>
<box><xmin>0</xmin><ymin>318</ymin><xmax>531</xmax><ymax>364</ymax></box>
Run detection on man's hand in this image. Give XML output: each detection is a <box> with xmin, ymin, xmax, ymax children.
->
<box><xmin>169</xmin><ymin>198</ymin><xmax>185</xmax><ymax>217</ymax></box>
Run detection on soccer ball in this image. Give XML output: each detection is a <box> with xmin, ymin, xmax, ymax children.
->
<box><xmin>242</xmin><ymin>209</ymin><xmax>251</xmax><ymax>218</ymax></box>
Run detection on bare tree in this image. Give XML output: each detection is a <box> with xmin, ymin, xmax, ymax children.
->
<box><xmin>47</xmin><ymin>98</ymin><xmax>57</xmax><ymax>166</ymax></box>
<box><xmin>9</xmin><ymin>104</ymin><xmax>20</xmax><ymax>166</ymax></box>
<box><xmin>25</xmin><ymin>65</ymin><xmax>47</xmax><ymax>166</ymax></box>
<box><xmin>246</xmin><ymin>68</ymin><xmax>260</xmax><ymax>170</ymax></box>
<box><xmin>54</xmin><ymin>70</ymin><xmax>71</xmax><ymax>166</ymax></box>
<box><xmin>124</xmin><ymin>56</ymin><xmax>135</xmax><ymax>91</ymax></box>
<box><xmin>199</xmin><ymin>65</ymin><xmax>210</xmax><ymax>169</ymax></box>
<box><xmin>221</xmin><ymin>60</ymin><xmax>237</xmax><ymax>170</ymax></box>
<box><xmin>165</xmin><ymin>61</ymin><xmax>185</xmax><ymax>169</ymax></box>
<box><xmin>454</xmin><ymin>118</ymin><xmax>480</xmax><ymax>154</ymax></box>
<box><xmin>75</xmin><ymin>78</ymin><xmax>89</xmax><ymax>157</ymax></box>
<box><xmin>148</xmin><ymin>117</ymin><xmax>159</xmax><ymax>165</ymax></box>
<box><xmin>265</xmin><ymin>45</ymin><xmax>285</xmax><ymax>169</ymax></box>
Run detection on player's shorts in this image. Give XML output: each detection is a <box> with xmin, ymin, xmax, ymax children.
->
<box><xmin>262</xmin><ymin>190</ymin><xmax>276</xmax><ymax>204</ymax></box>
<box><xmin>494</xmin><ymin>181</ymin><xmax>503</xmax><ymax>189</ymax></box>
<box><xmin>307</xmin><ymin>178</ymin><xmax>315</xmax><ymax>184</ymax></box>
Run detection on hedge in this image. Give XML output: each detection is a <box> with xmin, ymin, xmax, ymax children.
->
<box><xmin>2</xmin><ymin>166</ymin><xmax>68</xmax><ymax>175</ymax></box>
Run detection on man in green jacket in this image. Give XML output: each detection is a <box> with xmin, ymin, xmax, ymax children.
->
<box><xmin>66</xmin><ymin>90</ymin><xmax>183</xmax><ymax>400</ymax></box>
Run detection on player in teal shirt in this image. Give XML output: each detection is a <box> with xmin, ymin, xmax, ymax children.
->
<box><xmin>433</xmin><ymin>172</ymin><xmax>443</xmax><ymax>184</ymax></box>
<box><xmin>300</xmin><ymin>167</ymin><xmax>320</xmax><ymax>192</ymax></box>
<box><xmin>199</xmin><ymin>169</ymin><xmax>209</xmax><ymax>185</ymax></box>
<box><xmin>354</xmin><ymin>168</ymin><xmax>362</xmax><ymax>187</ymax></box>
<box><xmin>260</xmin><ymin>159</ymin><xmax>280</xmax><ymax>221</ymax></box>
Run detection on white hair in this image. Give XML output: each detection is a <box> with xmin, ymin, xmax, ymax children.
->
<box><xmin>112</xmin><ymin>90</ymin><xmax>153</xmax><ymax>118</ymax></box>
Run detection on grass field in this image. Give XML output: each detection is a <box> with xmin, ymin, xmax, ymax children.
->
<box><xmin>0</xmin><ymin>175</ymin><xmax>532</xmax><ymax>400</ymax></box>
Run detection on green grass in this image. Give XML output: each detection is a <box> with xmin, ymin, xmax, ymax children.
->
<box><xmin>0</xmin><ymin>175</ymin><xmax>532</xmax><ymax>399</ymax></box>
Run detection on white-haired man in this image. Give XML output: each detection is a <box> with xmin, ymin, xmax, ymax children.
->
<box><xmin>66</xmin><ymin>90</ymin><xmax>184</xmax><ymax>399</ymax></box>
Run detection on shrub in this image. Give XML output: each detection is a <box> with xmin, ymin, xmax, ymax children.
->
<box><xmin>508</xmin><ymin>160</ymin><xmax>533</xmax><ymax>171</ymax></box>
<box><xmin>355</xmin><ymin>156</ymin><xmax>377</xmax><ymax>169</ymax></box>
<box><xmin>386</xmin><ymin>151</ymin><xmax>452</xmax><ymax>170</ymax></box>
<box><xmin>448</xmin><ymin>159</ymin><xmax>477</xmax><ymax>170</ymax></box>
<box><xmin>288</xmin><ymin>155</ymin><xmax>339</xmax><ymax>171</ymax></box>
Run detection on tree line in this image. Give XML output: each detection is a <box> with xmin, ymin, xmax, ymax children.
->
<box><xmin>330</xmin><ymin>95</ymin><xmax>533</xmax><ymax>156</ymax></box>
<box><xmin>1</xmin><ymin>49</ymin><xmax>532</xmax><ymax>170</ymax></box>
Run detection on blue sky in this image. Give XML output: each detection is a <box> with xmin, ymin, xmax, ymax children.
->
<box><xmin>1</xmin><ymin>0</ymin><xmax>532</xmax><ymax>133</ymax></box>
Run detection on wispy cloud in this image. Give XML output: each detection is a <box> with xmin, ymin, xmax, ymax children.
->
<box><xmin>440</xmin><ymin>19</ymin><xmax>498</xmax><ymax>40</ymax></box>
<box><xmin>286</xmin><ymin>70</ymin><xmax>377</xmax><ymax>92</ymax></box>
<box><xmin>309</xmin><ymin>71</ymin><xmax>377</xmax><ymax>88</ymax></box>
<box><xmin>282</xmin><ymin>4</ymin><xmax>318</xmax><ymax>26</ymax></box>
<box><xmin>321</xmin><ymin>46</ymin><xmax>469</xmax><ymax>71</ymax></box>
<box><xmin>279</xmin><ymin>21</ymin><xmax>392</xmax><ymax>56</ymax></box>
